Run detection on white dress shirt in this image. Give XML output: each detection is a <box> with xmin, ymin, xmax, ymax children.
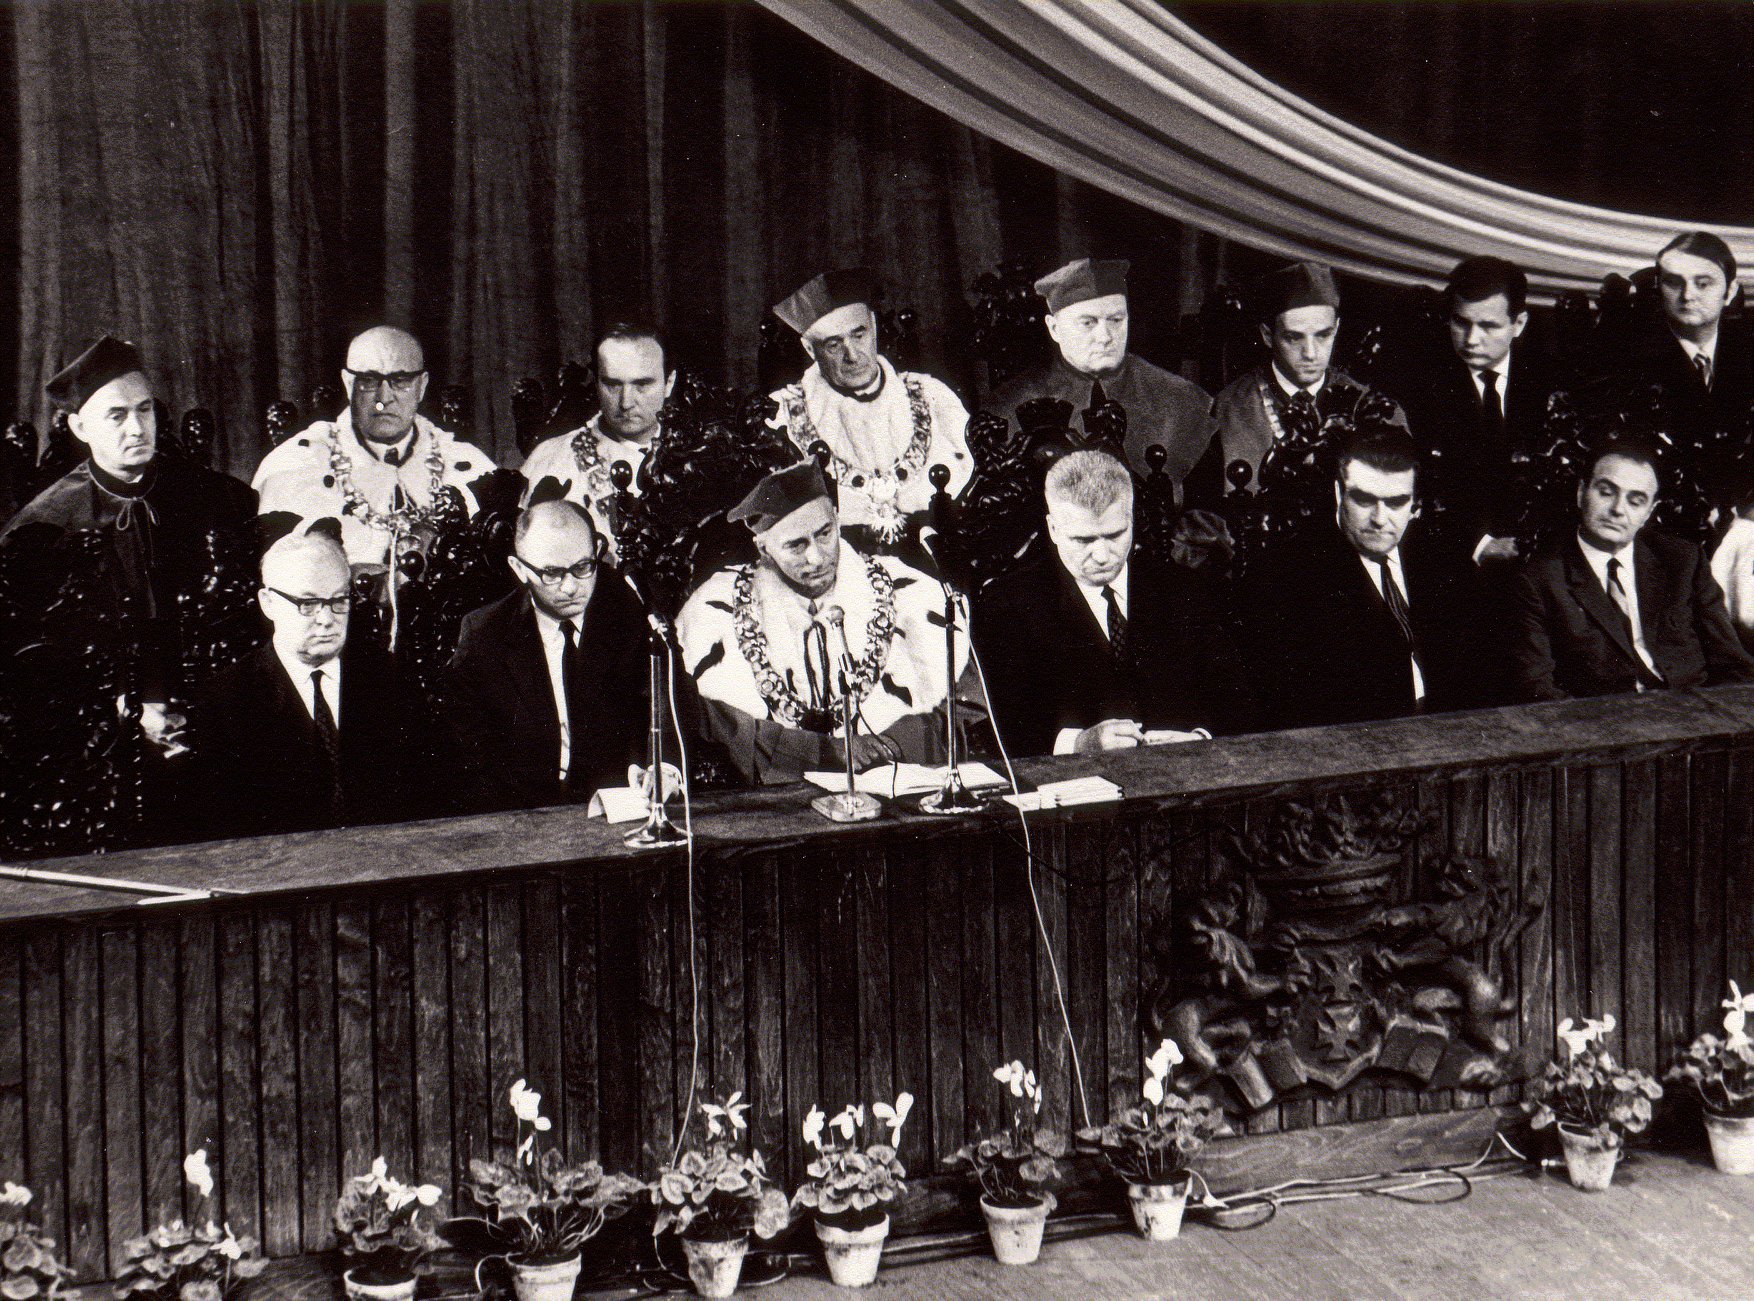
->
<box><xmin>1358</xmin><ymin>548</ymin><xmax>1425</xmax><ymax>702</ymax></box>
<box><xmin>273</xmin><ymin>643</ymin><xmax>342</xmax><ymax>725</ymax></box>
<box><xmin>1270</xmin><ymin>364</ymin><xmax>1326</xmax><ymax>410</ymax></box>
<box><xmin>1676</xmin><ymin>329</ymin><xmax>1719</xmax><ymax>386</ymax></box>
<box><xmin>1467</xmin><ymin>355</ymin><xmax>1511</xmax><ymax>410</ymax></box>
<box><xmin>1576</xmin><ymin>535</ymin><xmax>1658</xmax><ymax>685</ymax></box>
<box><xmin>531</xmin><ymin>601</ymin><xmax>579</xmax><ymax>781</ymax></box>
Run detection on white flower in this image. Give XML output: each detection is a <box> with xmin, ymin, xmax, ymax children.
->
<box><xmin>386</xmin><ymin>1185</ymin><xmax>416</xmax><ymax>1214</ymax></box>
<box><xmin>1022</xmin><ymin>1069</ymin><xmax>1038</xmax><ymax>1101</ymax></box>
<box><xmin>802</xmin><ymin>1105</ymin><xmax>827</xmax><ymax>1151</ymax></box>
<box><xmin>0</xmin><ymin>1183</ymin><xmax>30</xmax><ymax>1207</ymax></box>
<box><xmin>415</xmin><ymin>1184</ymin><xmax>441</xmax><ymax>1207</ymax></box>
<box><xmin>993</xmin><ymin>1061</ymin><xmax>1024</xmax><ymax>1096</ymax></box>
<box><xmin>1142</xmin><ymin>1074</ymin><xmax>1165</xmax><ymax>1106</ymax></box>
<box><xmin>873</xmin><ymin>1092</ymin><xmax>914</xmax><ymax>1143</ymax></box>
<box><xmin>184</xmin><ymin>1150</ymin><xmax>215</xmax><ymax>1200</ymax></box>
<box><xmin>517</xmin><ymin>1134</ymin><xmax>535</xmax><ymax>1161</ymax></box>
<box><xmin>1145</xmin><ymin>1038</ymin><xmax>1183</xmax><ymax>1084</ymax></box>
<box><xmin>830</xmin><ymin>1105</ymin><xmax>863</xmax><ymax>1142</ymax></box>
<box><xmin>216</xmin><ymin>1228</ymin><xmax>243</xmax><ymax>1261</ymax></box>
<box><xmin>702</xmin><ymin>1093</ymin><xmax>750</xmax><ymax>1140</ymax></box>
<box><xmin>1724</xmin><ymin>981</ymin><xmax>1754</xmax><ymax>1047</ymax></box>
<box><xmin>725</xmin><ymin>1092</ymin><xmax>750</xmax><ymax>1133</ymax></box>
<box><xmin>1556</xmin><ymin>1014</ymin><xmax>1616</xmax><ymax>1057</ymax></box>
<box><xmin>369</xmin><ymin>1157</ymin><xmax>388</xmax><ymax>1186</ymax></box>
<box><xmin>508</xmin><ymin>1079</ymin><xmax>551</xmax><ymax>1130</ymax></box>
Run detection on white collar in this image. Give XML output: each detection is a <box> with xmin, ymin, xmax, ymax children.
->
<box><xmin>273</xmin><ymin>640</ymin><xmax>341</xmax><ymax>695</ymax></box>
<box><xmin>1674</xmin><ymin>327</ymin><xmax>1719</xmax><ymax>365</ymax></box>
<box><xmin>1576</xmin><ymin>532</ymin><xmax>1635</xmax><ymax>583</ymax></box>
<box><xmin>1270</xmin><ymin>364</ymin><xmax>1324</xmax><ymax>401</ymax></box>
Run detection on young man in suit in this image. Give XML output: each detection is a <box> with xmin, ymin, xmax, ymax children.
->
<box><xmin>1508</xmin><ymin>440</ymin><xmax>1754</xmax><ymax>702</ymax></box>
<box><xmin>442</xmin><ymin>498</ymin><xmax>651</xmax><ymax>810</ymax></box>
<box><xmin>974</xmin><ymin>449</ymin><xmax>1253</xmax><ymax>757</ymax></box>
<box><xmin>191</xmin><ymin>530</ymin><xmax>441</xmax><ymax>838</ymax></box>
<box><xmin>1246</xmin><ymin>424</ymin><xmax>1498</xmax><ymax>729</ymax></box>
<box><xmin>1397</xmin><ymin>256</ymin><xmax>1561</xmax><ymax>561</ymax></box>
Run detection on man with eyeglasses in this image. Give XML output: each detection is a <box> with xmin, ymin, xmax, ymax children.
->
<box><xmin>442</xmin><ymin>499</ymin><xmax>651</xmax><ymax>809</ymax></box>
<box><xmin>190</xmin><ymin>529</ymin><xmax>443</xmax><ymax>837</ymax></box>
<box><xmin>253</xmin><ymin>325</ymin><xmax>498</xmax><ymax>565</ymax></box>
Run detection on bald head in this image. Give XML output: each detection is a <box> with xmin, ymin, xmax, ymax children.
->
<box><xmin>344</xmin><ymin>326</ymin><xmax>428</xmax><ymax>446</ymax></box>
<box><xmin>259</xmin><ymin>532</ymin><xmax>352</xmax><ymax>667</ymax></box>
<box><xmin>511</xmin><ymin>500</ymin><xmax>601</xmax><ymax>621</ymax></box>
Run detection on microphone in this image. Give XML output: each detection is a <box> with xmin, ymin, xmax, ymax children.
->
<box><xmin>916</xmin><ymin>527</ymin><xmax>968</xmax><ymax>617</ymax></box>
<box><xmin>822</xmin><ymin>605</ymin><xmax>857</xmax><ymax>681</ymax></box>
<box><xmin>619</xmin><ymin>566</ymin><xmax>675</xmax><ymax>642</ymax></box>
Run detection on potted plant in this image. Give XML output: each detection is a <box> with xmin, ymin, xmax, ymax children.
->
<box><xmin>114</xmin><ymin>1150</ymin><xmax>269</xmax><ymax>1298</ymax></box>
<box><xmin>1078</xmin><ymin>1038</ymin><xmax>1226</xmax><ymax>1241</ymax></box>
<box><xmin>1666</xmin><ymin>979</ymin><xmax>1754</xmax><ymax>1174</ymax></box>
<box><xmin>792</xmin><ymin>1092</ymin><xmax>912</xmax><ymax>1287</ymax></box>
<box><xmin>0</xmin><ymin>1181</ymin><xmax>72</xmax><ymax>1298</ymax></box>
<box><xmin>1526</xmin><ymin>1014</ymin><xmax>1663</xmax><ymax>1191</ymax></box>
<box><xmin>949</xmin><ymin>1061</ymin><xmax>1065</xmax><ymax>1265</ymax></box>
<box><xmin>650</xmin><ymin>1093</ymin><xmax>790</xmax><ymax>1298</ymax></box>
<box><xmin>456</xmin><ymin>1079</ymin><xmax>645</xmax><ymax>1300</ymax></box>
<box><xmin>332</xmin><ymin>1158</ymin><xmax>445</xmax><ymax>1299</ymax></box>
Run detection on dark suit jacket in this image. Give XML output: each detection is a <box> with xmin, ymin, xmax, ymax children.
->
<box><xmin>1245</xmin><ymin>521</ymin><xmax>1499</xmax><ymax>729</ymax></box>
<box><xmin>442</xmin><ymin>576</ymin><xmax>650</xmax><ymax>810</ymax></box>
<box><xmin>1507</xmin><ymin>530</ymin><xmax>1754</xmax><ymax>702</ymax></box>
<box><xmin>1397</xmin><ymin>349</ymin><xmax>1561</xmax><ymax>541</ymax></box>
<box><xmin>192</xmin><ymin>640</ymin><xmax>440</xmax><ymax>839</ymax></box>
<box><xmin>1621</xmin><ymin>321</ymin><xmax>1754</xmax><ymax>505</ymax></box>
<box><xmin>973</xmin><ymin>550</ymin><xmax>1255</xmax><ymax>758</ymax></box>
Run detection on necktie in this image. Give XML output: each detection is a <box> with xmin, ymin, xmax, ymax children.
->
<box><xmin>311</xmin><ymin>669</ymin><xmax>344</xmax><ymax>819</ymax></box>
<box><xmin>1480</xmin><ymin>370</ymin><xmax>1504</xmax><ymax>433</ymax></box>
<box><xmin>1288</xmin><ymin>390</ymin><xmax>1318</xmax><ymax>428</ymax></box>
<box><xmin>561</xmin><ymin>619</ymin><xmax>585</xmax><ymax>784</ymax></box>
<box><xmin>1104</xmin><ymin>584</ymin><xmax>1128</xmax><ymax>660</ymax></box>
<box><xmin>1693</xmin><ymin>352</ymin><xmax>1713</xmax><ymax>392</ymax></box>
<box><xmin>1376</xmin><ymin>559</ymin><xmax>1416</xmax><ymax>650</ymax></box>
<box><xmin>1606</xmin><ymin>558</ymin><xmax>1637</xmax><ymax>640</ymax></box>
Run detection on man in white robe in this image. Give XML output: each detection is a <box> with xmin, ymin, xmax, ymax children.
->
<box><xmin>767</xmin><ymin>269</ymin><xmax>973</xmax><ymax>545</ymax></box>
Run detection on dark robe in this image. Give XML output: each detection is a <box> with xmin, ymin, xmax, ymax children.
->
<box><xmin>987</xmin><ymin>353</ymin><xmax>1216</xmax><ymax>486</ymax></box>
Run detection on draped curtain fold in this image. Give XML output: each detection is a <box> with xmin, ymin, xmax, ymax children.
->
<box><xmin>753</xmin><ymin>0</ymin><xmax>1754</xmax><ymax>303</ymax></box>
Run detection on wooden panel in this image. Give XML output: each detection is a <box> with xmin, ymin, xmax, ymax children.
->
<box><xmin>946</xmin><ymin>837</ymin><xmax>985</xmax><ymax>1162</ymax></box>
<box><xmin>1653</xmin><ymin>755</ymin><xmax>1693</xmax><ymax>1062</ymax></box>
<box><xmin>100</xmin><ymin>927</ymin><xmax>141</xmax><ymax>1278</ymax></box>
<box><xmin>816</xmin><ymin>851</ymin><xmax>860</xmax><ymax>1112</ymax></box>
<box><xmin>295</xmin><ymin>901</ymin><xmax>338</xmax><ymax>1250</ymax></box>
<box><xmin>255</xmin><ymin>909</ymin><xmax>300</xmax><ymax>1256</ymax></box>
<box><xmin>216</xmin><ymin>912</ymin><xmax>261</xmax><ymax>1244</ymax></box>
<box><xmin>63</xmin><ymin>927</ymin><xmax>105</xmax><ymax>1278</ymax></box>
<box><xmin>1725</xmin><ymin>748</ymin><xmax>1754</xmax><ymax>997</ymax></box>
<box><xmin>178</xmin><ymin>915</ymin><xmax>219</xmax><ymax>1228</ymax></box>
<box><xmin>485</xmin><ymin>884</ymin><xmax>526</xmax><ymax>1161</ymax></box>
<box><xmin>447</xmin><ymin>889</ymin><xmax>491</xmax><ymax>1181</ymax></box>
<box><xmin>1031</xmin><ymin>823</ymin><xmax>1073</xmax><ymax>1142</ymax></box>
<box><xmin>593</xmin><ymin>871</ymin><xmax>638</xmax><ymax>1175</ymax></box>
<box><xmin>521</xmin><ymin>880</ymin><xmax>563</xmax><ymax>1143</ymax></box>
<box><xmin>853</xmin><ymin>846</ymin><xmax>892</xmax><ymax>1107</ymax></box>
<box><xmin>1064</xmin><ymin>822</ymin><xmax>1107</xmax><ymax>1128</ymax></box>
<box><xmin>334</xmin><ymin>901</ymin><xmax>375</xmax><ymax>1188</ymax></box>
<box><xmin>639</xmin><ymin>866</ymin><xmax>676</xmax><ymax>1173</ymax></box>
<box><xmin>1104</xmin><ymin>820</ymin><xmax>1141</xmax><ymax>1123</ymax></box>
<box><xmin>1620</xmin><ymin>760</ymin><xmax>1658</xmax><ymax>1074</ymax></box>
<box><xmin>741</xmin><ymin>856</ymin><xmax>785</xmax><ymax>1176</ymax></box>
<box><xmin>557</xmin><ymin>880</ymin><xmax>599</xmax><ymax>1163</ymax></box>
<box><xmin>1414</xmin><ymin>776</ymin><xmax>1453</xmax><ymax>1121</ymax></box>
<box><xmin>886</xmin><ymin>843</ymin><xmax>932</xmax><ymax>1177</ymax></box>
<box><xmin>1689</xmin><ymin>751</ymin><xmax>1727</xmax><ymax>1048</ymax></box>
<box><xmin>372</xmin><ymin>898</ymin><xmax>415</xmax><ymax>1186</ymax></box>
<box><xmin>1517</xmin><ymin>769</ymin><xmax>1556</xmax><ymax>1100</ymax></box>
<box><xmin>22</xmin><ymin>932</ymin><xmax>65</xmax><ymax>1253</ymax></box>
<box><xmin>1551</xmin><ymin>766</ymin><xmax>1591</xmax><ymax>1043</ymax></box>
<box><xmin>707</xmin><ymin>849</ymin><xmax>748</xmax><ymax>1114</ymax></box>
<box><xmin>1586</xmin><ymin>765</ymin><xmax>1624</xmax><ymax>1059</ymax></box>
<box><xmin>0</xmin><ymin>937</ymin><xmax>21</xmax><ymax>1184</ymax></box>
<box><xmin>137</xmin><ymin>922</ymin><xmax>183</xmax><ymax>1235</ymax></box>
<box><xmin>410</xmin><ymin>891</ymin><xmax>454</xmax><ymax>1212</ymax></box>
<box><xmin>1483</xmin><ymin>771</ymin><xmax>1521</xmax><ymax>1107</ymax></box>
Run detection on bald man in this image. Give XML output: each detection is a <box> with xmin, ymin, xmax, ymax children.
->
<box><xmin>442</xmin><ymin>500</ymin><xmax>653</xmax><ymax>809</ymax></box>
<box><xmin>252</xmin><ymin>326</ymin><xmax>498</xmax><ymax>565</ymax></box>
<box><xmin>190</xmin><ymin>530</ymin><xmax>444</xmax><ymax>837</ymax></box>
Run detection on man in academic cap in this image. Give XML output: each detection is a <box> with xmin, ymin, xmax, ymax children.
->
<box><xmin>987</xmin><ymin>258</ymin><xmax>1216</xmax><ymax>491</ymax></box>
<box><xmin>675</xmin><ymin>462</ymin><xmax>982</xmax><ymax>785</ymax></box>
<box><xmin>1</xmin><ymin>335</ymin><xmax>256</xmax><ymax>750</ymax></box>
<box><xmin>767</xmin><ymin>270</ymin><xmax>973</xmax><ymax>546</ymax></box>
<box><xmin>1186</xmin><ymin>262</ymin><xmax>1406</xmax><ymax>502</ymax></box>
<box><xmin>253</xmin><ymin>325</ymin><xmax>499</xmax><ymax>567</ymax></box>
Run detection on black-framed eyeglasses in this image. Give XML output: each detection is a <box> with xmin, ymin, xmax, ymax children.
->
<box><xmin>266</xmin><ymin>587</ymin><xmax>352</xmax><ymax>616</ymax></box>
<box><xmin>515</xmin><ymin>556</ymin><xmax>600</xmax><ymax>585</ymax></box>
<box><xmin>346</xmin><ymin>368</ymin><xmax>425</xmax><ymax>394</ymax></box>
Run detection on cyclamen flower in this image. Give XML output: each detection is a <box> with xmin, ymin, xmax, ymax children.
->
<box><xmin>700</xmin><ymin>1092</ymin><xmax>751</xmax><ymax>1139</ymax></box>
<box><xmin>1145</xmin><ymin>1038</ymin><xmax>1184</xmax><ymax>1084</ymax></box>
<box><xmin>1724</xmin><ymin>981</ymin><xmax>1754</xmax><ymax>1047</ymax></box>
<box><xmin>508</xmin><ymin>1079</ymin><xmax>552</xmax><ymax>1131</ymax></box>
<box><xmin>993</xmin><ymin>1061</ymin><xmax>1026</xmax><ymax>1096</ymax></box>
<box><xmin>415</xmin><ymin>1184</ymin><xmax>441</xmax><ymax>1207</ymax></box>
<box><xmin>802</xmin><ymin>1105</ymin><xmax>827</xmax><ymax>1151</ymax></box>
<box><xmin>873</xmin><ymin>1092</ymin><xmax>914</xmax><ymax>1142</ymax></box>
<box><xmin>1557</xmin><ymin>1014</ymin><xmax>1616</xmax><ymax>1057</ymax></box>
<box><xmin>216</xmin><ymin>1228</ymin><xmax>244</xmax><ymax>1260</ymax></box>
<box><xmin>0</xmin><ymin>1182</ymin><xmax>31</xmax><ymax>1207</ymax></box>
<box><xmin>830</xmin><ymin>1105</ymin><xmax>864</xmax><ymax>1141</ymax></box>
<box><xmin>1142</xmin><ymin>1073</ymin><xmax>1165</xmax><ymax>1106</ymax></box>
<box><xmin>184</xmin><ymin>1150</ymin><xmax>215</xmax><ymax>1200</ymax></box>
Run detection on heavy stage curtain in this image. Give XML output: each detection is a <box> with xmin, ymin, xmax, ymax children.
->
<box><xmin>8</xmin><ymin>1</ymin><xmax>1228</xmax><ymax>479</ymax></box>
<box><xmin>754</xmin><ymin>0</ymin><xmax>1754</xmax><ymax>304</ymax></box>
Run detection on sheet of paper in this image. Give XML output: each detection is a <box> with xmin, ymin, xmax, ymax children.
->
<box><xmin>1000</xmin><ymin>776</ymin><xmax>1124</xmax><ymax>811</ymax></box>
<box><xmin>803</xmin><ymin>762</ymin><xmax>1008</xmax><ymax>798</ymax></box>
<box><xmin>589</xmin><ymin>786</ymin><xmax>651</xmax><ymax>824</ymax></box>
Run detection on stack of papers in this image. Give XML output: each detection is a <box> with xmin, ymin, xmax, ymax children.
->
<box><xmin>803</xmin><ymin>762</ymin><xmax>1008</xmax><ymax>799</ymax></box>
<box><xmin>1001</xmin><ymin>776</ymin><xmax>1123</xmax><ymax>811</ymax></box>
<box><xmin>590</xmin><ymin>787</ymin><xmax>652</xmax><ymax>824</ymax></box>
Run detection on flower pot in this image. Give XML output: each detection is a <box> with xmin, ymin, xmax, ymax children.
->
<box><xmin>979</xmin><ymin>1195</ymin><xmax>1050</xmax><ymax>1265</ymax></box>
<box><xmin>507</xmin><ymin>1253</ymin><xmax>581</xmax><ymax>1301</ymax></box>
<box><xmin>1703</xmin><ymin>1110</ymin><xmax>1754</xmax><ymax>1175</ymax></box>
<box><xmin>343</xmin><ymin>1269</ymin><xmax>417</xmax><ymax>1301</ymax></box>
<box><xmin>1556</xmin><ymin>1123</ymin><xmax>1619</xmax><ymax>1191</ymax></box>
<box><xmin>1126</xmin><ymin>1176</ymin><xmax>1190</xmax><ymax>1241</ymax></box>
<box><xmin>681</xmin><ymin>1234</ymin><xmax>748</xmax><ymax>1298</ymax></box>
<box><xmin>815</xmin><ymin>1215</ymin><xmax>889</xmax><ymax>1287</ymax></box>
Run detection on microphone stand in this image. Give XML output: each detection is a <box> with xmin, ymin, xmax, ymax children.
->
<box><xmin>917</xmin><ymin>580</ymin><xmax>985</xmax><ymax>815</ymax></box>
<box><xmin>810</xmin><ymin>669</ymin><xmax>882</xmax><ymax>823</ymax></box>
<box><xmin>625</xmin><ymin>626</ymin><xmax>686</xmax><ymax>847</ymax></box>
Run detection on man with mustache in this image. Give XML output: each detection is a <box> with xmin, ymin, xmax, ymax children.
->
<box><xmin>253</xmin><ymin>325</ymin><xmax>498</xmax><ymax>566</ymax></box>
<box><xmin>766</xmin><ymin>270</ymin><xmax>973</xmax><ymax>548</ymax></box>
<box><xmin>1245</xmin><ymin>424</ymin><xmax>1494</xmax><ymax>728</ymax></box>
<box><xmin>1509</xmin><ymin>440</ymin><xmax>1753</xmax><ymax>702</ymax></box>
<box><xmin>675</xmin><ymin>462</ymin><xmax>980</xmax><ymax>785</ymax></box>
<box><xmin>986</xmin><ymin>258</ymin><xmax>1215</xmax><ymax>492</ymax></box>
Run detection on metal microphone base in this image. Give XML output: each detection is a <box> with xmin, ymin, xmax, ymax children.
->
<box><xmin>811</xmin><ymin>791</ymin><xmax>883</xmax><ymax>823</ymax></box>
<box><xmin>915</xmin><ymin>780</ymin><xmax>989</xmax><ymax>816</ymax></box>
<box><xmin>624</xmin><ymin>805</ymin><xmax>688</xmax><ymax>847</ymax></box>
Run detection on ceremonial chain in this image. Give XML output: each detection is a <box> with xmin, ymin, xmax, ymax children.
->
<box><xmin>730</xmin><ymin>555</ymin><xmax>897</xmax><ymax>726</ymax></box>
<box><xmin>329</xmin><ymin>428</ymin><xmax>449</xmax><ymax>534</ymax></box>
<box><xmin>777</xmin><ymin>374</ymin><xmax>932</xmax><ymax>541</ymax></box>
<box><xmin>568</xmin><ymin>421</ymin><xmax>613</xmax><ymax>498</ymax></box>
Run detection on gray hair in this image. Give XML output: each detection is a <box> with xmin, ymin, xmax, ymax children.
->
<box><xmin>260</xmin><ymin>528</ymin><xmax>348</xmax><ymax>582</ymax></box>
<box><xmin>1044</xmin><ymin>449</ymin><xmax>1133</xmax><ymax>515</ymax></box>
